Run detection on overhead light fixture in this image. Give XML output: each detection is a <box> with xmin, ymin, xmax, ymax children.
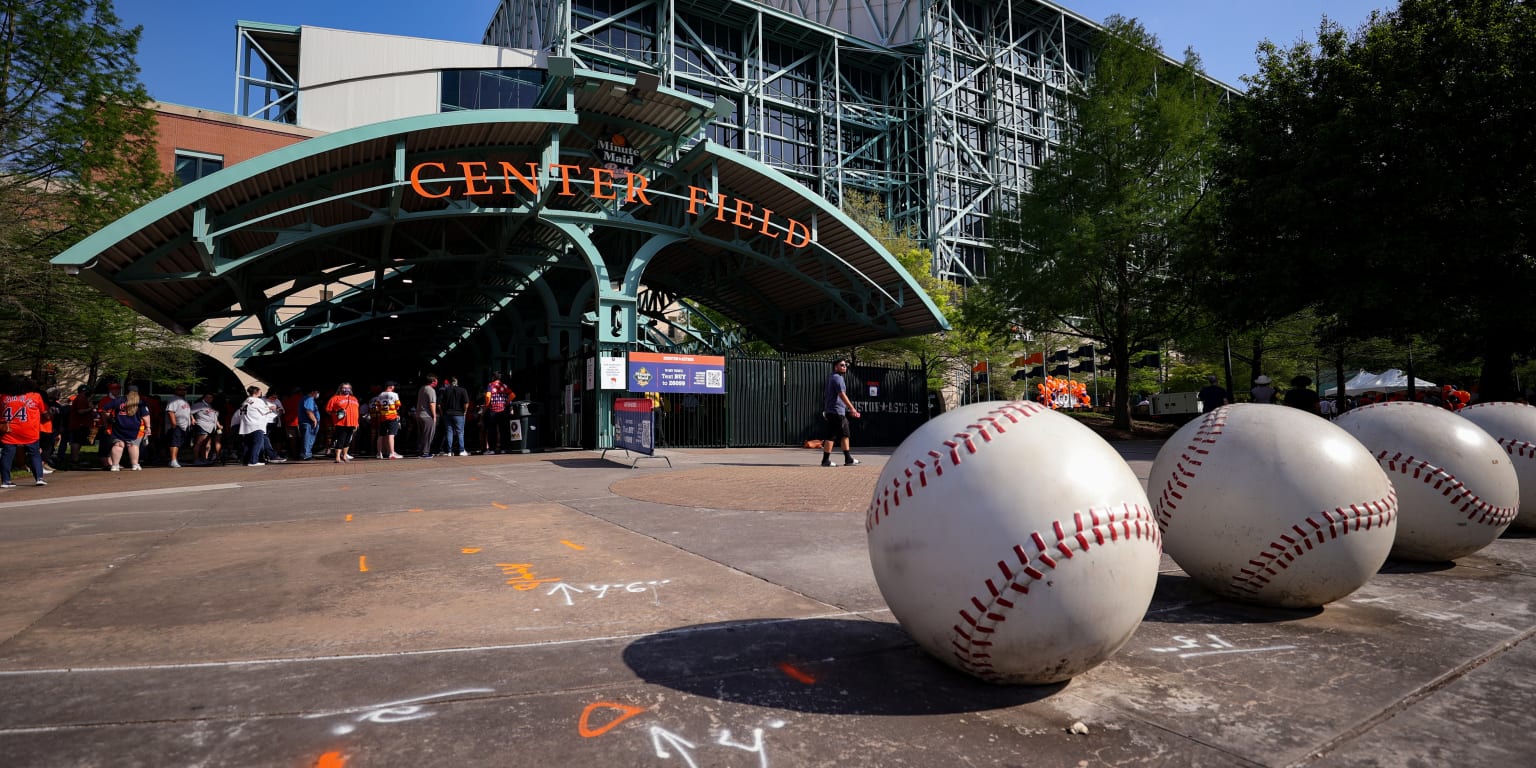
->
<box><xmin>383</xmin><ymin>335</ymin><xmax>392</xmax><ymax>340</ymax></box>
<box><xmin>390</xmin><ymin>314</ymin><xmax>399</xmax><ymax>319</ymax></box>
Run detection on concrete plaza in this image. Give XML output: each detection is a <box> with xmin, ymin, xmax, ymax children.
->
<box><xmin>1</xmin><ymin>442</ymin><xmax>1533</xmax><ymax>767</ymax></box>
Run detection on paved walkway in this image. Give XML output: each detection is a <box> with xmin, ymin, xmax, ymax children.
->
<box><xmin>1</xmin><ymin>443</ymin><xmax>1532</xmax><ymax>767</ymax></box>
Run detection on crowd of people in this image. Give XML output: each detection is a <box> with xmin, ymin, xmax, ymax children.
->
<box><xmin>0</xmin><ymin>371</ymin><xmax>531</xmax><ymax>488</ymax></box>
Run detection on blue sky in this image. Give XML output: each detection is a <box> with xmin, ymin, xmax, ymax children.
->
<box><xmin>115</xmin><ymin>0</ymin><xmax>1392</xmax><ymax>109</ymax></box>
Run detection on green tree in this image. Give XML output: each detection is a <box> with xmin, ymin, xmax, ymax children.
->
<box><xmin>1213</xmin><ymin>0</ymin><xmax>1536</xmax><ymax>400</ymax></box>
<box><xmin>975</xmin><ymin>17</ymin><xmax>1226</xmax><ymax>429</ymax></box>
<box><xmin>0</xmin><ymin>0</ymin><xmax>183</xmax><ymax>386</ymax></box>
<box><xmin>840</xmin><ymin>191</ymin><xmax>984</xmax><ymax>397</ymax></box>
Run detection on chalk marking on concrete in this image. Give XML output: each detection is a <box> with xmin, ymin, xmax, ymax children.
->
<box><xmin>0</xmin><ymin>610</ymin><xmax>893</xmax><ymax>677</ymax></box>
<box><xmin>0</xmin><ymin>483</ymin><xmax>243</xmax><ymax>509</ymax></box>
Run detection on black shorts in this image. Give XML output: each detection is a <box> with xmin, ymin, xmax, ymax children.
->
<box><xmin>167</xmin><ymin>426</ymin><xmax>188</xmax><ymax>448</ymax></box>
<box><xmin>332</xmin><ymin>426</ymin><xmax>356</xmax><ymax>449</ymax></box>
<box><xmin>378</xmin><ymin>419</ymin><xmax>401</xmax><ymax>436</ymax></box>
<box><xmin>823</xmin><ymin>411</ymin><xmax>851</xmax><ymax>441</ymax></box>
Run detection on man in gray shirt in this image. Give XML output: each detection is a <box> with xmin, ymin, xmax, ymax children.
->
<box><xmin>415</xmin><ymin>375</ymin><xmax>438</xmax><ymax>458</ymax></box>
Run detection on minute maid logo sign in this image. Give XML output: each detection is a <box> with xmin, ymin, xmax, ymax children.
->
<box><xmin>597</xmin><ymin>133</ymin><xmax>639</xmax><ymax>171</ymax></box>
<box><xmin>632</xmin><ymin>366</ymin><xmax>653</xmax><ymax>388</ymax></box>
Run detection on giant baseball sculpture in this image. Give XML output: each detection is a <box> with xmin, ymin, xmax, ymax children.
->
<box><xmin>866</xmin><ymin>401</ymin><xmax>1161</xmax><ymax>685</ymax></box>
<box><xmin>1460</xmin><ymin>401</ymin><xmax>1536</xmax><ymax>532</ymax></box>
<box><xmin>1149</xmin><ymin>404</ymin><xmax>1397</xmax><ymax>608</ymax></box>
<box><xmin>1336</xmin><ymin>402</ymin><xmax>1519</xmax><ymax>561</ymax></box>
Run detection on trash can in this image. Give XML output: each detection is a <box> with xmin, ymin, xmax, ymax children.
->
<box><xmin>510</xmin><ymin>401</ymin><xmax>540</xmax><ymax>453</ymax></box>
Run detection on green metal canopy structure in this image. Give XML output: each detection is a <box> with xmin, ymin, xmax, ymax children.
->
<box><xmin>52</xmin><ymin>59</ymin><xmax>947</xmax><ymax>385</ymax></box>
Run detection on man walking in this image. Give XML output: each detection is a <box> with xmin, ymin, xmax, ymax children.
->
<box><xmin>482</xmin><ymin>372</ymin><xmax>513</xmax><ymax>454</ymax></box>
<box><xmin>820</xmin><ymin>358</ymin><xmax>861</xmax><ymax>467</ymax></box>
<box><xmin>238</xmin><ymin>385</ymin><xmax>274</xmax><ymax>467</ymax></box>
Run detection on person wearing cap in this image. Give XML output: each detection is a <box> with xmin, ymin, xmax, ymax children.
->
<box><xmin>164</xmin><ymin>385</ymin><xmax>192</xmax><ymax>468</ymax></box>
<box><xmin>370</xmin><ymin>381</ymin><xmax>403</xmax><ymax>459</ymax></box>
<box><xmin>820</xmin><ymin>358</ymin><xmax>862</xmax><ymax>467</ymax></box>
<box><xmin>1197</xmin><ymin>374</ymin><xmax>1231</xmax><ymax>415</ymax></box>
<box><xmin>297</xmin><ymin>387</ymin><xmax>321</xmax><ymax>460</ymax></box>
<box><xmin>1250</xmin><ymin>375</ymin><xmax>1278</xmax><ymax>404</ymax></box>
<box><xmin>101</xmin><ymin>384</ymin><xmax>151</xmax><ymax>471</ymax></box>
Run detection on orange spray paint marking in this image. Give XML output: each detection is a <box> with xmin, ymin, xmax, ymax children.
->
<box><xmin>578</xmin><ymin>701</ymin><xmax>647</xmax><ymax>738</ymax></box>
<box><xmin>409</xmin><ymin>508</ymin><xmax>424</xmax><ymax>513</ymax></box>
<box><xmin>469</xmin><ymin>477</ymin><xmax>480</xmax><ymax>481</ymax></box>
<box><xmin>777</xmin><ymin>661</ymin><xmax>817</xmax><ymax>685</ymax></box>
<box><xmin>315</xmin><ymin>751</ymin><xmax>348</xmax><ymax>768</ymax></box>
<box><xmin>461</xmin><ymin>547</ymin><xmax>482</xmax><ymax>554</ymax></box>
<box><xmin>561</xmin><ymin>540</ymin><xmax>586</xmax><ymax>551</ymax></box>
<box><xmin>491</xmin><ymin>502</ymin><xmax>509</xmax><ymax>510</ymax></box>
<box><xmin>358</xmin><ymin>556</ymin><xmax>369</xmax><ymax>573</ymax></box>
<box><xmin>340</xmin><ymin>485</ymin><xmax>351</xmax><ymax>491</ymax></box>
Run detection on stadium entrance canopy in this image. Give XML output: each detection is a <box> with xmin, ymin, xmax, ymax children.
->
<box><xmin>52</xmin><ymin>59</ymin><xmax>946</xmax><ymax>384</ymax></box>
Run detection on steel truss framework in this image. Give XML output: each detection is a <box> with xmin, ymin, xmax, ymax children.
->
<box><xmin>483</xmin><ymin>0</ymin><xmax>1108</xmax><ymax>284</ymax></box>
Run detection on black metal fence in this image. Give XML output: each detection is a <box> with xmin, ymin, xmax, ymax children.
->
<box><xmin>648</xmin><ymin>356</ymin><xmax>928</xmax><ymax>449</ymax></box>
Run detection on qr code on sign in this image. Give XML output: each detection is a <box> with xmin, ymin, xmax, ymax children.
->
<box><xmin>705</xmin><ymin>370</ymin><xmax>723</xmax><ymax>389</ymax></box>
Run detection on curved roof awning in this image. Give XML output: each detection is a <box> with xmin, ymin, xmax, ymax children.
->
<box><xmin>53</xmin><ymin>64</ymin><xmax>947</xmax><ymax>380</ymax></box>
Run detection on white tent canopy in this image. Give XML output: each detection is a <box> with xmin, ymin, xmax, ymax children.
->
<box><xmin>1324</xmin><ymin>368</ymin><xmax>1436</xmax><ymax>396</ymax></box>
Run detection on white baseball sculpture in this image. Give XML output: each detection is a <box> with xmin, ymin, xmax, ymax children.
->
<box><xmin>866</xmin><ymin>401</ymin><xmax>1161</xmax><ymax>685</ymax></box>
<box><xmin>1460</xmin><ymin>402</ymin><xmax>1536</xmax><ymax>531</ymax></box>
<box><xmin>1336</xmin><ymin>402</ymin><xmax>1519</xmax><ymax>561</ymax></box>
<box><xmin>1149</xmin><ymin>404</ymin><xmax>1397</xmax><ymax>608</ymax></box>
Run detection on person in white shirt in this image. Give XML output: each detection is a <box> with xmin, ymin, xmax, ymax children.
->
<box><xmin>163</xmin><ymin>386</ymin><xmax>193</xmax><ymax>468</ymax></box>
<box><xmin>188</xmin><ymin>392</ymin><xmax>220</xmax><ymax>465</ymax></box>
<box><xmin>238</xmin><ymin>386</ymin><xmax>274</xmax><ymax>467</ymax></box>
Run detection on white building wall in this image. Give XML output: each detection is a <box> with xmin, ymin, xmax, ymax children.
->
<box><xmin>295</xmin><ymin>26</ymin><xmax>542</xmax><ymax>133</ymax></box>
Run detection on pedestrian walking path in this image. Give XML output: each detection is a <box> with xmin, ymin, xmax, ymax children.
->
<box><xmin>0</xmin><ymin>444</ymin><xmax>1532</xmax><ymax>766</ymax></box>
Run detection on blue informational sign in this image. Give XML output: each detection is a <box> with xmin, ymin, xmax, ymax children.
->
<box><xmin>613</xmin><ymin>397</ymin><xmax>654</xmax><ymax>455</ymax></box>
<box><xmin>627</xmin><ymin>351</ymin><xmax>726</xmax><ymax>394</ymax></box>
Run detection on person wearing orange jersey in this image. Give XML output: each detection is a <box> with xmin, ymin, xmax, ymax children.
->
<box><xmin>1</xmin><ymin>376</ymin><xmax>49</xmax><ymax>488</ymax></box>
<box><xmin>326</xmin><ymin>383</ymin><xmax>361</xmax><ymax>463</ymax></box>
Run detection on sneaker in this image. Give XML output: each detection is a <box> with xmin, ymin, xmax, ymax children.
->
<box><xmin>269</xmin><ymin>457</ymin><xmax>288</xmax><ymax>464</ymax></box>
<box><xmin>41</xmin><ymin>466</ymin><xmax>54</xmax><ymax>474</ymax></box>
<box><xmin>130</xmin><ymin>465</ymin><xmax>142</xmax><ymax>471</ymax></box>
<box><xmin>456</xmin><ymin>451</ymin><xmax>469</xmax><ymax>457</ymax></box>
<box><xmin>246</xmin><ymin>462</ymin><xmax>265</xmax><ymax>467</ymax></box>
<box><xmin>109</xmin><ymin>465</ymin><xmax>121</xmax><ymax>472</ymax></box>
<box><xmin>34</xmin><ymin>480</ymin><xmax>46</xmax><ymax>487</ymax></box>
<box><xmin>376</xmin><ymin>453</ymin><xmax>385</xmax><ymax>460</ymax></box>
<box><xmin>821</xmin><ymin>460</ymin><xmax>834</xmax><ymax>468</ymax></box>
<box><xmin>388</xmin><ymin>453</ymin><xmax>403</xmax><ymax>459</ymax></box>
<box><xmin>845</xmin><ymin>459</ymin><xmax>861</xmax><ymax>466</ymax></box>
<box><xmin>168</xmin><ymin>460</ymin><xmax>181</xmax><ymax>468</ymax></box>
<box><xmin>0</xmin><ymin>483</ymin><xmax>15</xmax><ymax>489</ymax></box>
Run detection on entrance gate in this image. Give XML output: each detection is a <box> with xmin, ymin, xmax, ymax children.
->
<box><xmin>634</xmin><ymin>356</ymin><xmax>928</xmax><ymax>449</ymax></box>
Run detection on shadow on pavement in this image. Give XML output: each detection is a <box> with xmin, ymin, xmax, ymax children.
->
<box><xmin>623</xmin><ymin>617</ymin><xmax>1064</xmax><ymax>714</ymax></box>
<box><xmin>1140</xmin><ymin>574</ymin><xmax>1324</xmax><ymax>624</ymax></box>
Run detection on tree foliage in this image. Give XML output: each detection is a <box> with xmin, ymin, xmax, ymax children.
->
<box><xmin>839</xmin><ymin>191</ymin><xmax>989</xmax><ymax>394</ymax></box>
<box><xmin>1212</xmin><ymin>0</ymin><xmax>1536</xmax><ymax>400</ymax></box>
<box><xmin>0</xmin><ymin>0</ymin><xmax>189</xmax><ymax>387</ymax></box>
<box><xmin>972</xmin><ymin>16</ymin><xmax>1226</xmax><ymax>428</ymax></box>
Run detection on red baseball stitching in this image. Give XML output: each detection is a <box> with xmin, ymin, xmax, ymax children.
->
<box><xmin>1230</xmin><ymin>491</ymin><xmax>1397</xmax><ymax>596</ymax></box>
<box><xmin>1495</xmin><ymin>438</ymin><xmax>1536</xmax><ymax>461</ymax></box>
<box><xmin>947</xmin><ymin>503</ymin><xmax>1160</xmax><ymax>681</ymax></box>
<box><xmin>864</xmin><ymin>401</ymin><xmax>1047</xmax><ymax>532</ymax></box>
<box><xmin>1376</xmin><ymin>451</ymin><xmax>1518</xmax><ymax>527</ymax></box>
<box><xmin>1152</xmin><ymin>407</ymin><xmax>1230</xmax><ymax>532</ymax></box>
